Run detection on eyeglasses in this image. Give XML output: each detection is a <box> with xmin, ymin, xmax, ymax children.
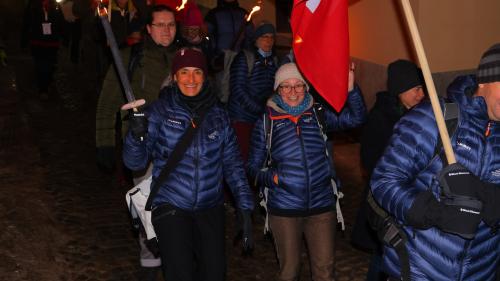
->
<box><xmin>279</xmin><ymin>83</ymin><xmax>306</xmax><ymax>94</ymax></box>
<box><xmin>151</xmin><ymin>22</ymin><xmax>176</xmax><ymax>29</ymax></box>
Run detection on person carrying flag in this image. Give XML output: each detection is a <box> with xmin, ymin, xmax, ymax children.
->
<box><xmin>370</xmin><ymin>43</ymin><xmax>500</xmax><ymax>280</ymax></box>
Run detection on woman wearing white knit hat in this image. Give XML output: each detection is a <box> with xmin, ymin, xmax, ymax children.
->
<box><xmin>247</xmin><ymin>62</ymin><xmax>367</xmax><ymax>280</ymax></box>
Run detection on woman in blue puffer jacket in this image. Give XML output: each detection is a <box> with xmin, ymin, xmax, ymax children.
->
<box><xmin>122</xmin><ymin>48</ymin><xmax>254</xmax><ymax>281</ymax></box>
<box><xmin>247</xmin><ymin>63</ymin><xmax>366</xmax><ymax>281</ymax></box>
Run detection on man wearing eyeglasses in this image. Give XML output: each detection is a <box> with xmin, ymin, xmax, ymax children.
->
<box><xmin>95</xmin><ymin>5</ymin><xmax>178</xmax><ymax>281</ymax></box>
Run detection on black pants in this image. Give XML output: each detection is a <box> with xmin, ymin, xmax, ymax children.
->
<box><xmin>152</xmin><ymin>204</ymin><xmax>226</xmax><ymax>281</ymax></box>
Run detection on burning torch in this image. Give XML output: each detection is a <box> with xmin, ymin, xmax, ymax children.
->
<box><xmin>176</xmin><ymin>0</ymin><xmax>187</xmax><ymax>11</ymax></box>
<box><xmin>97</xmin><ymin>3</ymin><xmax>136</xmax><ymax>105</ymax></box>
<box><xmin>229</xmin><ymin>5</ymin><xmax>261</xmax><ymax>50</ymax></box>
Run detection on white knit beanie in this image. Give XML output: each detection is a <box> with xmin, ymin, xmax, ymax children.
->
<box><xmin>273</xmin><ymin>63</ymin><xmax>309</xmax><ymax>91</ymax></box>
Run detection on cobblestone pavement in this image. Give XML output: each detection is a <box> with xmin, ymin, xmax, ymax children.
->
<box><xmin>0</xmin><ymin>42</ymin><xmax>370</xmax><ymax>280</ymax></box>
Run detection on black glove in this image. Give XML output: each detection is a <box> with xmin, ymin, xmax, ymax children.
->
<box><xmin>477</xmin><ymin>182</ymin><xmax>500</xmax><ymax>228</ymax></box>
<box><xmin>240</xmin><ymin>210</ymin><xmax>254</xmax><ymax>255</ymax></box>
<box><xmin>407</xmin><ymin>190</ymin><xmax>481</xmax><ymax>239</ymax></box>
<box><xmin>129</xmin><ymin>110</ymin><xmax>148</xmax><ymax>142</ymax></box>
<box><xmin>438</xmin><ymin>163</ymin><xmax>482</xmax><ymax>200</ymax></box>
<box><xmin>96</xmin><ymin>146</ymin><xmax>116</xmax><ymax>173</ymax></box>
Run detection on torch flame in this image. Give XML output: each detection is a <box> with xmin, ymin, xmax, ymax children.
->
<box><xmin>176</xmin><ymin>0</ymin><xmax>188</xmax><ymax>11</ymax></box>
<box><xmin>246</xmin><ymin>5</ymin><xmax>261</xmax><ymax>22</ymax></box>
<box><xmin>98</xmin><ymin>7</ymin><xmax>108</xmax><ymax>17</ymax></box>
<box><xmin>96</xmin><ymin>0</ymin><xmax>111</xmax><ymax>21</ymax></box>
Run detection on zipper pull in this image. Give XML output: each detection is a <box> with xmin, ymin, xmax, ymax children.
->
<box><xmin>485</xmin><ymin>121</ymin><xmax>492</xmax><ymax>137</ymax></box>
<box><xmin>191</xmin><ymin>119</ymin><xmax>196</xmax><ymax>128</ymax></box>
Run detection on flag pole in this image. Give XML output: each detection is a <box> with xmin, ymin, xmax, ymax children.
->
<box><xmin>400</xmin><ymin>0</ymin><xmax>456</xmax><ymax>164</ymax></box>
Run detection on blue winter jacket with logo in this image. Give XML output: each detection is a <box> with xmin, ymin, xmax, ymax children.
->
<box><xmin>123</xmin><ymin>86</ymin><xmax>254</xmax><ymax>212</ymax></box>
<box><xmin>247</xmin><ymin>88</ymin><xmax>366</xmax><ymax>215</ymax></box>
<box><xmin>370</xmin><ymin>76</ymin><xmax>500</xmax><ymax>280</ymax></box>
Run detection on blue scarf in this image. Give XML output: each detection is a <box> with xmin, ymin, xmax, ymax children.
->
<box><xmin>273</xmin><ymin>93</ymin><xmax>312</xmax><ymax>116</ymax></box>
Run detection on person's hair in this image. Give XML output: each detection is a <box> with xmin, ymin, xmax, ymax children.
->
<box><xmin>147</xmin><ymin>5</ymin><xmax>176</xmax><ymax>25</ymax></box>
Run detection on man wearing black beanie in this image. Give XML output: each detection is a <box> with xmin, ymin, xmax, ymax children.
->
<box><xmin>368</xmin><ymin>43</ymin><xmax>500</xmax><ymax>280</ymax></box>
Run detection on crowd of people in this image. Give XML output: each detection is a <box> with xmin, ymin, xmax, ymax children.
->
<box><xmin>19</xmin><ymin>0</ymin><xmax>500</xmax><ymax>280</ymax></box>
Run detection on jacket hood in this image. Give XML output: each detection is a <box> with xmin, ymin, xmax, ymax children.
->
<box><xmin>446</xmin><ymin>75</ymin><xmax>492</xmax><ymax>121</ymax></box>
<box><xmin>446</xmin><ymin>75</ymin><xmax>477</xmax><ymax>106</ymax></box>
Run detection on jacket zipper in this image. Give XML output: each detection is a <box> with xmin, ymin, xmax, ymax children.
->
<box><xmin>192</xmin><ymin>118</ymin><xmax>199</xmax><ymax>210</ymax></box>
<box><xmin>458</xmin><ymin>121</ymin><xmax>490</xmax><ymax>279</ymax></box>
<box><xmin>457</xmin><ymin>240</ymin><xmax>471</xmax><ymax>280</ymax></box>
<box><xmin>297</xmin><ymin>122</ymin><xmax>311</xmax><ymax>210</ymax></box>
<box><xmin>481</xmin><ymin>121</ymin><xmax>492</xmax><ymax>178</ymax></box>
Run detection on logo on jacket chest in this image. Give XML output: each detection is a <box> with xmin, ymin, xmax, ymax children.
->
<box><xmin>302</xmin><ymin>116</ymin><xmax>313</xmax><ymax>123</ymax></box>
<box><xmin>207</xmin><ymin>130</ymin><xmax>220</xmax><ymax>141</ymax></box>
<box><xmin>166</xmin><ymin>118</ymin><xmax>184</xmax><ymax>129</ymax></box>
<box><xmin>274</xmin><ymin>121</ymin><xmax>286</xmax><ymax>130</ymax></box>
<box><xmin>457</xmin><ymin>141</ymin><xmax>471</xmax><ymax>151</ymax></box>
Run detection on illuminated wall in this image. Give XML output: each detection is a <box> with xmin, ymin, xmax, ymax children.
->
<box><xmin>349</xmin><ymin>0</ymin><xmax>500</xmax><ymax>72</ymax></box>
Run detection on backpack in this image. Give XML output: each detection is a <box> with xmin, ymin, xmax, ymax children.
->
<box><xmin>259</xmin><ymin>103</ymin><xmax>345</xmax><ymax>234</ymax></box>
<box><xmin>366</xmin><ymin>102</ymin><xmax>459</xmax><ymax>281</ymax></box>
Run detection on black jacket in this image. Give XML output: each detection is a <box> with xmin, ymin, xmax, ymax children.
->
<box><xmin>360</xmin><ymin>91</ymin><xmax>405</xmax><ymax>174</ymax></box>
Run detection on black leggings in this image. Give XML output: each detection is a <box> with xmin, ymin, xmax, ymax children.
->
<box><xmin>152</xmin><ymin>204</ymin><xmax>226</xmax><ymax>281</ymax></box>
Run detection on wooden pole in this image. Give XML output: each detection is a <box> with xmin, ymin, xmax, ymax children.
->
<box><xmin>400</xmin><ymin>0</ymin><xmax>456</xmax><ymax>164</ymax></box>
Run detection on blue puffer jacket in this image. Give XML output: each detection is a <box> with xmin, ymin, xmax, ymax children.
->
<box><xmin>370</xmin><ymin>76</ymin><xmax>500</xmax><ymax>280</ymax></box>
<box><xmin>228</xmin><ymin>50</ymin><xmax>278</xmax><ymax>123</ymax></box>
<box><xmin>247</xmin><ymin>88</ymin><xmax>366</xmax><ymax>215</ymax></box>
<box><xmin>123</xmin><ymin>86</ymin><xmax>254</xmax><ymax>212</ymax></box>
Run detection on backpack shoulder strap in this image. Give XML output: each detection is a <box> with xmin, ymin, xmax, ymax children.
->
<box><xmin>243</xmin><ymin>49</ymin><xmax>255</xmax><ymax>76</ymax></box>
<box><xmin>434</xmin><ymin>102</ymin><xmax>459</xmax><ymax>165</ymax></box>
<box><xmin>127</xmin><ymin>43</ymin><xmax>145</xmax><ymax>81</ymax></box>
<box><xmin>263</xmin><ymin>111</ymin><xmax>273</xmax><ymax>168</ymax></box>
<box><xmin>259</xmin><ymin>111</ymin><xmax>274</xmax><ymax>234</ymax></box>
<box><xmin>311</xmin><ymin>102</ymin><xmax>346</xmax><ymax>230</ymax></box>
<box><xmin>312</xmin><ymin>102</ymin><xmax>328</xmax><ymax>139</ymax></box>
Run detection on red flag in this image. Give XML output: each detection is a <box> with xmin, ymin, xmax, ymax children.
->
<box><xmin>291</xmin><ymin>0</ymin><xmax>349</xmax><ymax>112</ymax></box>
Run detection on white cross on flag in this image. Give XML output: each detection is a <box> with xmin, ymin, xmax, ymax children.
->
<box><xmin>291</xmin><ymin>0</ymin><xmax>349</xmax><ymax>111</ymax></box>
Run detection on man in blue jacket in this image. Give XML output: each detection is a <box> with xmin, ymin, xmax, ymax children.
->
<box><xmin>371</xmin><ymin>44</ymin><xmax>500</xmax><ymax>280</ymax></box>
<box><xmin>228</xmin><ymin>22</ymin><xmax>278</xmax><ymax>162</ymax></box>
